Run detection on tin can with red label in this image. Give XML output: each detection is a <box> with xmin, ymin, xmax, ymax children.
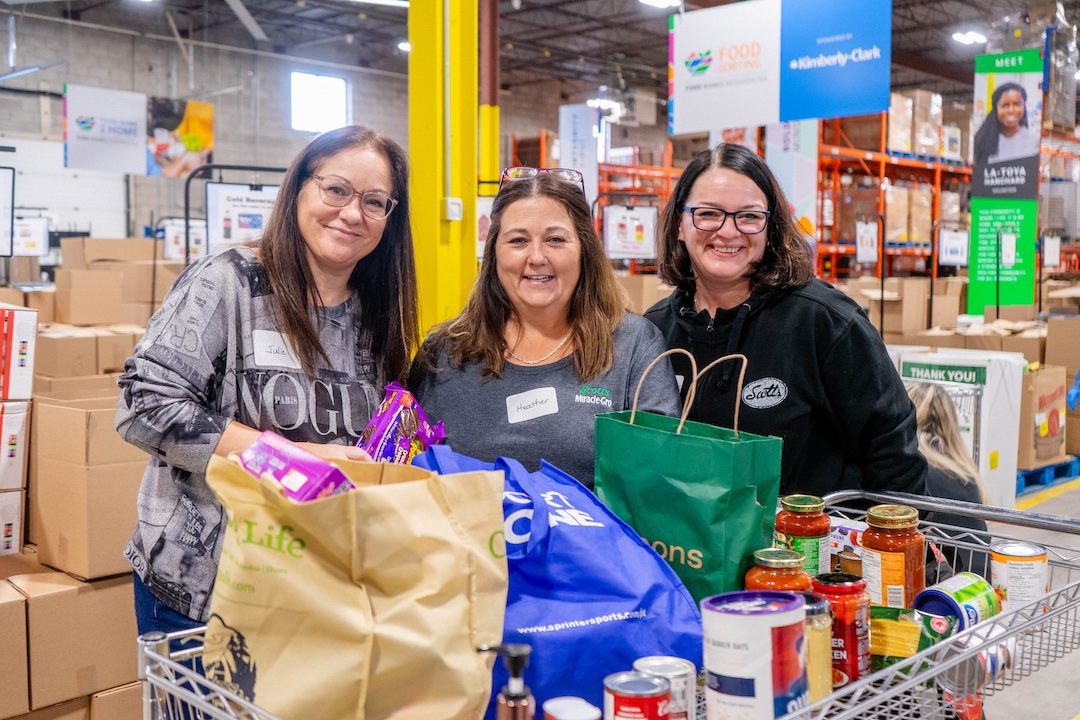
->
<box><xmin>603</xmin><ymin>671</ymin><xmax>670</xmax><ymax>720</ymax></box>
<box><xmin>812</xmin><ymin>573</ymin><xmax>871</xmax><ymax>689</ymax></box>
<box><xmin>632</xmin><ymin>656</ymin><xmax>696</xmax><ymax>720</ymax></box>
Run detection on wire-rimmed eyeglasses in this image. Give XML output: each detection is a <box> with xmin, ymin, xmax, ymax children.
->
<box><xmin>682</xmin><ymin>206</ymin><xmax>771</xmax><ymax>234</ymax></box>
<box><xmin>499</xmin><ymin>166</ymin><xmax>586</xmax><ymax>195</ymax></box>
<box><xmin>311</xmin><ymin>174</ymin><xmax>398</xmax><ymax>219</ymax></box>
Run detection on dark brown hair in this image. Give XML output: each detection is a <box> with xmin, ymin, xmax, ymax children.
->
<box><xmin>257</xmin><ymin>125</ymin><xmax>419</xmax><ymax>384</ymax></box>
<box><xmin>656</xmin><ymin>143</ymin><xmax>814</xmax><ymax>296</ymax></box>
<box><xmin>419</xmin><ymin>173</ymin><xmax>626</xmax><ymax>381</ymax></box>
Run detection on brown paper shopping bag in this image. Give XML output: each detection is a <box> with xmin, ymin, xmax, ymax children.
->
<box><xmin>203</xmin><ymin>455</ymin><xmax>507</xmax><ymax>720</ymax></box>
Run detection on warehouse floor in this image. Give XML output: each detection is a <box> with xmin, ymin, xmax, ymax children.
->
<box><xmin>984</xmin><ymin>476</ymin><xmax>1080</xmax><ymax>720</ymax></box>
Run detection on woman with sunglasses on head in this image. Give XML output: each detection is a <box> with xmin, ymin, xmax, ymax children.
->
<box><xmin>116</xmin><ymin>125</ymin><xmax>419</xmax><ymax>635</ymax></box>
<box><xmin>410</xmin><ymin>167</ymin><xmax>681</xmax><ymax>490</ymax></box>
<box><xmin>646</xmin><ymin>144</ymin><xmax>926</xmax><ymax>498</ymax></box>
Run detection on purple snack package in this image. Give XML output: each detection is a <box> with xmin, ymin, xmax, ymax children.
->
<box><xmin>239</xmin><ymin>430</ymin><xmax>355</xmax><ymax>503</ymax></box>
<box><xmin>357</xmin><ymin>382</ymin><xmax>446</xmax><ymax>464</ymax></box>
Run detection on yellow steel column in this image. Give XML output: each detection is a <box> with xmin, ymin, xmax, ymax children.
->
<box><xmin>409</xmin><ymin>0</ymin><xmax>478</xmax><ymax>335</ymax></box>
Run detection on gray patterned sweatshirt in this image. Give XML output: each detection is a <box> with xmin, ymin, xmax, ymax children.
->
<box><xmin>116</xmin><ymin>247</ymin><xmax>380</xmax><ymax>621</ymax></box>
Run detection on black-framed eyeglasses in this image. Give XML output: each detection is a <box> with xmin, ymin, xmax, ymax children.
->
<box><xmin>682</xmin><ymin>206</ymin><xmax>771</xmax><ymax>234</ymax></box>
<box><xmin>310</xmin><ymin>174</ymin><xmax>398</xmax><ymax>219</ymax></box>
<box><xmin>499</xmin><ymin>166</ymin><xmax>586</xmax><ymax>195</ymax></box>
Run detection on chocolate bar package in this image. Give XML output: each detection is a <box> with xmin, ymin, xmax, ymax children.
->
<box><xmin>357</xmin><ymin>382</ymin><xmax>446</xmax><ymax>464</ymax></box>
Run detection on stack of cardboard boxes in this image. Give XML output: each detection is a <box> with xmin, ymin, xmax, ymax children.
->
<box><xmin>616</xmin><ymin>274</ymin><xmax>674</xmax><ymax>315</ymax></box>
<box><xmin>834</xmin><ymin>181</ymin><xmax>965</xmax><ymax>246</ymax></box>
<box><xmin>0</xmin><ymin>303</ymin><xmax>38</xmax><ymax>561</ymax></box>
<box><xmin>1046</xmin><ymin>316</ymin><xmax>1080</xmax><ymax>456</ymax></box>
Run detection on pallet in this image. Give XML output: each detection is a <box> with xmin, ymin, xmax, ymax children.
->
<box><xmin>1016</xmin><ymin>455</ymin><xmax>1080</xmax><ymax>495</ymax></box>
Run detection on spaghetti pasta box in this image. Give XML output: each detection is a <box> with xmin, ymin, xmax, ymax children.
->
<box><xmin>0</xmin><ymin>303</ymin><xmax>36</xmax><ymax>401</ymax></box>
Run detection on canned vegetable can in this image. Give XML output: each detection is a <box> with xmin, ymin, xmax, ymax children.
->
<box><xmin>990</xmin><ymin>540</ymin><xmax>1048</xmax><ymax>612</ymax></box>
<box><xmin>913</xmin><ymin>572</ymin><xmax>1000</xmax><ymax>631</ymax></box>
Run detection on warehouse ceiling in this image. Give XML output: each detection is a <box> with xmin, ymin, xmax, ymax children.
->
<box><xmin>3</xmin><ymin>0</ymin><xmax>1080</xmax><ymax>105</ymax></box>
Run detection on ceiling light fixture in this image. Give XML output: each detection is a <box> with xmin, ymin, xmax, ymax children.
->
<box><xmin>951</xmin><ymin>31</ymin><xmax>987</xmax><ymax>45</ymax></box>
<box><xmin>397</xmin><ymin>41</ymin><xmax>411</xmax><ymax>52</ymax></box>
<box><xmin>639</xmin><ymin>0</ymin><xmax>682</xmax><ymax>8</ymax></box>
<box><xmin>344</xmin><ymin>0</ymin><xmax>410</xmax><ymax>8</ymax></box>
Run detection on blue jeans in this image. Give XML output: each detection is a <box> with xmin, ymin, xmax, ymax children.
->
<box><xmin>133</xmin><ymin>572</ymin><xmax>203</xmax><ymax>637</ymax></box>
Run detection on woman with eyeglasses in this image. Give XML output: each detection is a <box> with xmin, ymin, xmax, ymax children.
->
<box><xmin>646</xmin><ymin>144</ymin><xmax>927</xmax><ymax>498</ymax></box>
<box><xmin>116</xmin><ymin>125</ymin><xmax>419</xmax><ymax>634</ymax></box>
<box><xmin>409</xmin><ymin>167</ymin><xmax>681</xmax><ymax>489</ymax></box>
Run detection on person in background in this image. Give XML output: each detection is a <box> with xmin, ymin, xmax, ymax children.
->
<box><xmin>645</xmin><ymin>143</ymin><xmax>927</xmax><ymax>498</ymax></box>
<box><xmin>410</xmin><ymin>167</ymin><xmax>681</xmax><ymax>490</ymax></box>
<box><xmin>973</xmin><ymin>82</ymin><xmax>1040</xmax><ymax>166</ymax></box>
<box><xmin>117</xmin><ymin>125</ymin><xmax>420</xmax><ymax>635</ymax></box>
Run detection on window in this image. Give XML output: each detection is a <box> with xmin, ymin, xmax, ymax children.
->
<box><xmin>290</xmin><ymin>72</ymin><xmax>349</xmax><ymax>133</ymax></box>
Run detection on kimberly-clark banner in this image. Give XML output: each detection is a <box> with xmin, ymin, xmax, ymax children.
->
<box><xmin>64</xmin><ymin>84</ymin><xmax>148</xmax><ymax>175</ymax></box>
<box><xmin>669</xmin><ymin>0</ymin><xmax>891</xmax><ymax>134</ymax></box>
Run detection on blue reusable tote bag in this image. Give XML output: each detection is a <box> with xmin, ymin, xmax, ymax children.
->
<box><xmin>414</xmin><ymin>445</ymin><xmax>702</xmax><ymax>715</ymax></box>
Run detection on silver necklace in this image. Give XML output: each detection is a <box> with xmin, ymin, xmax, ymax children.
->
<box><xmin>506</xmin><ymin>331</ymin><xmax>573</xmax><ymax>365</ymax></box>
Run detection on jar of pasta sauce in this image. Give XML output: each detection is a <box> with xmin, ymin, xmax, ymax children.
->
<box><xmin>861</xmin><ymin>504</ymin><xmax>925</xmax><ymax>608</ymax></box>
<box><xmin>744</xmin><ymin>548</ymin><xmax>813</xmax><ymax>592</ymax></box>
<box><xmin>774</xmin><ymin>494</ymin><xmax>832</xmax><ymax>576</ymax></box>
<box><xmin>812</xmin><ymin>573</ymin><xmax>870</xmax><ymax>689</ymax></box>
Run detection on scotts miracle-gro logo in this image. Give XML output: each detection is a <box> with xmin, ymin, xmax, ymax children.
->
<box><xmin>684</xmin><ymin>51</ymin><xmax>713</xmax><ymax>76</ymax></box>
<box><xmin>742</xmin><ymin>377</ymin><xmax>788</xmax><ymax>409</ymax></box>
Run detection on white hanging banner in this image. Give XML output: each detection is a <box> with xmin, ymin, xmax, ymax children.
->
<box><xmin>558</xmin><ymin>103</ymin><xmax>600</xmax><ymax>204</ymax></box>
<box><xmin>939</xmin><ymin>229</ymin><xmax>970</xmax><ymax>267</ymax></box>
<box><xmin>0</xmin><ymin>167</ymin><xmax>13</xmax><ymax>258</ymax></box>
<box><xmin>855</xmin><ymin>220</ymin><xmax>878</xmax><ymax>264</ymax></box>
<box><xmin>64</xmin><ymin>84</ymin><xmax>148</xmax><ymax>175</ymax></box>
<box><xmin>1043</xmin><ymin>234</ymin><xmax>1061</xmax><ymax>268</ymax></box>
<box><xmin>603</xmin><ymin>205</ymin><xmax>659</xmax><ymax>260</ymax></box>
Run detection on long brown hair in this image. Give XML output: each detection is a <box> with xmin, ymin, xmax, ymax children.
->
<box><xmin>907</xmin><ymin>382</ymin><xmax>990</xmax><ymax>503</ymax></box>
<box><xmin>419</xmin><ymin>173</ymin><xmax>625</xmax><ymax>381</ymax></box>
<box><xmin>257</xmin><ymin>125</ymin><xmax>419</xmax><ymax>384</ymax></box>
<box><xmin>657</xmin><ymin>143</ymin><xmax>814</xmax><ymax>297</ymax></box>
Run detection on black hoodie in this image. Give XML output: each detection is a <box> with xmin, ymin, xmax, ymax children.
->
<box><xmin>644</xmin><ymin>278</ymin><xmax>927</xmax><ymax>499</ymax></box>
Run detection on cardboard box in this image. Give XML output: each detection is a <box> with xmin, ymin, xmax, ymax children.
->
<box><xmin>826</xmin><ymin>94</ymin><xmax>911</xmax><ymax>154</ymax></box>
<box><xmin>930</xmin><ymin>294</ymin><xmax>961</xmax><ymax>329</ymax></box>
<box><xmin>118</xmin><ymin>303</ymin><xmax>152</xmax><ymax>327</ymax></box>
<box><xmin>60</xmin><ymin>238</ymin><xmax>158</xmax><ymax>269</ymax></box>
<box><xmin>1068</xmin><ymin>409</ymin><xmax>1080</xmax><ymax>456</ymax></box>
<box><xmin>983</xmin><ymin>305</ymin><xmax>1037</xmax><ymax>323</ymax></box>
<box><xmin>0</xmin><ymin>490</ymin><xmax>23</xmax><ymax>557</ymax></box>
<box><xmin>29</xmin><ymin>458</ymin><xmax>145</xmax><ymax>580</ymax></box>
<box><xmin>1001</xmin><ymin>330</ymin><xmax>1046</xmax><ymax>365</ymax></box>
<box><xmin>8</xmin><ymin>698</ymin><xmax>88</xmax><ymax>720</ymax></box>
<box><xmin>54</xmin><ymin>271</ymin><xmax>123</xmax><ymax>327</ymax></box>
<box><xmin>902</xmin><ymin>89</ymin><xmax>943</xmax><ymax>157</ymax></box>
<box><xmin>32</xmin><ymin>397</ymin><xmax>147</xmax><ymax>467</ymax></box>
<box><xmin>908</xmin><ymin>187</ymin><xmax>933</xmax><ymax>244</ymax></box>
<box><xmin>22</xmin><ymin>290</ymin><xmax>54</xmax><ymax>326</ymax></box>
<box><xmin>0</xmin><ymin>288</ymin><xmax>25</xmax><ymax>307</ymax></box>
<box><xmin>1016</xmin><ymin>365</ymin><xmax>1068</xmax><ymax>470</ymax></box>
<box><xmin>940</xmin><ymin>191</ymin><xmax>962</xmax><ymax>222</ymax></box>
<box><xmin>942</xmin><ymin>102</ymin><xmax>974</xmax><ymax>165</ymax></box>
<box><xmin>933</xmin><ymin>277</ymin><xmax>968</xmax><ymax>310</ymax></box>
<box><xmin>0</xmin><ymin>304</ymin><xmax>38</xmax><ymax>401</ymax></box>
<box><xmin>884</xmin><ymin>185</ymin><xmax>909</xmax><ymax>242</ymax></box>
<box><xmin>836</xmin><ymin>186</ymin><xmax>880</xmax><ymax>242</ymax></box>
<box><xmin>6</xmin><ymin>572</ymin><xmax>137</xmax><ymax>708</ymax></box>
<box><xmin>615</xmin><ymin>274</ymin><xmax>674</xmax><ymax>315</ymax></box>
<box><xmin>964</xmin><ymin>334</ymin><xmax>1004</xmax><ymax>352</ymax></box>
<box><xmin>888</xmin><ymin>93</ymin><xmax>913</xmax><ymax>153</ymax></box>
<box><xmin>32</xmin><ymin>374</ymin><xmax>121</xmax><ymax>395</ymax></box>
<box><xmin>94</xmin><ymin>329</ymin><xmax>135</xmax><ymax>375</ymax></box>
<box><xmin>89</xmin><ymin>683</ymin><xmax>139</xmax><ymax>720</ymax></box>
<box><xmin>0</xmin><ymin>402</ymin><xmax>29</xmax><ymax>491</ymax></box>
<box><xmin>0</xmin><ymin>579</ymin><xmax>29</xmax><ymax>718</ymax></box>
<box><xmin>88</xmin><ymin>261</ymin><xmax>184</xmax><ymax>304</ymax></box>
<box><xmin>912</xmin><ymin>329</ymin><xmax>967</xmax><ymax>350</ymax></box>
<box><xmin>865</xmin><ymin>277</ymin><xmax>930</xmax><ymax>333</ymax></box>
<box><xmin>1045</xmin><ymin>316</ymin><xmax>1080</xmax><ymax>381</ymax></box>
<box><xmin>34</xmin><ymin>327</ymin><xmax>97</xmax><ymax>378</ymax></box>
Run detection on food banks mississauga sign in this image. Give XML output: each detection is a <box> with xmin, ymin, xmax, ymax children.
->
<box><xmin>669</xmin><ymin>0</ymin><xmax>892</xmax><ymax>133</ymax></box>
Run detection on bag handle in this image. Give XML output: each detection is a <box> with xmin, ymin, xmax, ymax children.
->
<box><xmin>420</xmin><ymin>443</ymin><xmax>461</xmax><ymax>474</ymax></box>
<box><xmin>494</xmin><ymin>456</ymin><xmax>550</xmax><ymax>557</ymax></box>
<box><xmin>692</xmin><ymin>353</ymin><xmax>749</xmax><ymax>439</ymax></box>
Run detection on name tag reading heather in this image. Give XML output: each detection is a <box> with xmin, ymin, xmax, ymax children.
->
<box><xmin>252</xmin><ymin>330</ymin><xmax>302</xmax><ymax>369</ymax></box>
<box><xmin>506</xmin><ymin>387</ymin><xmax>559</xmax><ymax>424</ymax></box>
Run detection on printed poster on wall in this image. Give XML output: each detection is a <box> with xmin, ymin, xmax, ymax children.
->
<box><xmin>159</xmin><ymin>219</ymin><xmax>208</xmax><ymax>261</ymax></box>
<box><xmin>64</xmin><ymin>84</ymin><xmax>147</xmax><ymax>175</ymax></box>
<box><xmin>0</xmin><ymin>167</ymin><xmax>12</xmax><ymax>257</ymax></box>
<box><xmin>558</xmin><ymin>103</ymin><xmax>600</xmax><ymax>203</ymax></box>
<box><xmin>602</xmin><ymin>205</ymin><xmax>659</xmax><ymax>260</ymax></box>
<box><xmin>148</xmin><ymin>97</ymin><xmax>214</xmax><ymax>178</ymax></box>
<box><xmin>670</xmin><ymin>0</ymin><xmax>892</xmax><ymax>133</ymax></box>
<box><xmin>765</xmin><ymin>120</ymin><xmax>819</xmax><ymax>237</ymax></box>
<box><xmin>206</xmin><ymin>183</ymin><xmax>280</xmax><ymax>250</ymax></box>
<box><xmin>12</xmin><ymin>217</ymin><xmax>49</xmax><ymax>257</ymax></box>
<box><xmin>968</xmin><ymin>49</ymin><xmax>1042</xmax><ymax>313</ymax></box>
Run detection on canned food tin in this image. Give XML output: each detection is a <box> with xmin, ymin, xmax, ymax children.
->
<box><xmin>544</xmin><ymin>696</ymin><xmax>602</xmax><ymax>720</ymax></box>
<box><xmin>603</xmin><ymin>672</ymin><xmax>670</xmax><ymax>720</ymax></box>
<box><xmin>990</xmin><ymin>540</ymin><xmax>1049</xmax><ymax>612</ymax></box>
<box><xmin>811</xmin><ymin>573</ymin><xmax>870</xmax><ymax>689</ymax></box>
<box><xmin>632</xmin><ymin>657</ymin><xmax>696</xmax><ymax>720</ymax></box>
<box><xmin>937</xmin><ymin>623</ymin><xmax>1018</xmax><ymax>696</ymax></box>
<box><xmin>913</xmin><ymin>572</ymin><xmax>1001</xmax><ymax>630</ymax></box>
<box><xmin>701</xmin><ymin>591</ymin><xmax>809</xmax><ymax>719</ymax></box>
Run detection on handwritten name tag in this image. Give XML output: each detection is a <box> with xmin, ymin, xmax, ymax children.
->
<box><xmin>506</xmin><ymin>387</ymin><xmax>559</xmax><ymax>424</ymax></box>
<box><xmin>252</xmin><ymin>330</ymin><xmax>302</xmax><ymax>369</ymax></box>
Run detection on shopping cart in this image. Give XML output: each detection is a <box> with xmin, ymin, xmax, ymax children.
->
<box><xmin>138</xmin><ymin>627</ymin><xmax>280</xmax><ymax>720</ymax></box>
<box><xmin>766</xmin><ymin>489</ymin><xmax>1080</xmax><ymax>720</ymax></box>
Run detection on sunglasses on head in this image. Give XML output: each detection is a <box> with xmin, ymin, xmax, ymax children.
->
<box><xmin>499</xmin><ymin>166</ymin><xmax>586</xmax><ymax>195</ymax></box>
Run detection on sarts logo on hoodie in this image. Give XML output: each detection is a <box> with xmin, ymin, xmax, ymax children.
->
<box><xmin>742</xmin><ymin>377</ymin><xmax>788</xmax><ymax>409</ymax></box>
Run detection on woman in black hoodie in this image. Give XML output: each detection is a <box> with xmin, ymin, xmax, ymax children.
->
<box><xmin>645</xmin><ymin>143</ymin><xmax>927</xmax><ymax>499</ymax></box>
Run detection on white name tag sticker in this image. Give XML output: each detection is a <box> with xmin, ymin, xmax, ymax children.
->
<box><xmin>506</xmin><ymin>387</ymin><xmax>559</xmax><ymax>424</ymax></box>
<box><xmin>252</xmin><ymin>330</ymin><xmax>302</xmax><ymax>369</ymax></box>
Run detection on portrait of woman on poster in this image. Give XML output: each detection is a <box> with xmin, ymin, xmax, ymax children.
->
<box><xmin>973</xmin><ymin>82</ymin><xmax>1041</xmax><ymax>166</ymax></box>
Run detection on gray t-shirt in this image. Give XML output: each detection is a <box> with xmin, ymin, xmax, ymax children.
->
<box><xmin>116</xmin><ymin>247</ymin><xmax>380</xmax><ymax>622</ymax></box>
<box><xmin>411</xmin><ymin>314</ymin><xmax>681</xmax><ymax>489</ymax></box>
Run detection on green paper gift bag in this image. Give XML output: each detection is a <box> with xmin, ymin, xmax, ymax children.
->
<box><xmin>594</xmin><ymin>351</ymin><xmax>782</xmax><ymax>604</ymax></box>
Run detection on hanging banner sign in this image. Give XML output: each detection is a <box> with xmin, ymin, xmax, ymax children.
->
<box><xmin>1043</xmin><ymin>234</ymin><xmax>1061</xmax><ymax>268</ymax></box>
<box><xmin>64</xmin><ymin>84</ymin><xmax>148</xmax><ymax>175</ymax></box>
<box><xmin>939</xmin><ymin>229</ymin><xmax>970</xmax><ymax>267</ymax></box>
<box><xmin>855</xmin><ymin>221</ymin><xmax>879</xmax><ymax>264</ymax></box>
<box><xmin>669</xmin><ymin>0</ymin><xmax>892</xmax><ymax>133</ymax></box>
<box><xmin>0</xmin><ymin>167</ymin><xmax>12</xmax><ymax>258</ymax></box>
<box><xmin>602</xmin><ymin>205</ymin><xmax>659</xmax><ymax>260</ymax></box>
<box><xmin>147</xmin><ymin>96</ymin><xmax>215</xmax><ymax>178</ymax></box>
<box><xmin>765</xmin><ymin>120</ymin><xmax>819</xmax><ymax>236</ymax></box>
<box><xmin>558</xmin><ymin>103</ymin><xmax>600</xmax><ymax>204</ymax></box>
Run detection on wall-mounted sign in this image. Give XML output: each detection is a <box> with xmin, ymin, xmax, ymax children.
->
<box><xmin>64</xmin><ymin>84</ymin><xmax>147</xmax><ymax>175</ymax></box>
<box><xmin>603</xmin><ymin>205</ymin><xmax>659</xmax><ymax>260</ymax></box>
<box><xmin>12</xmin><ymin>217</ymin><xmax>49</xmax><ymax>257</ymax></box>
<box><xmin>205</xmin><ymin>183</ymin><xmax>280</xmax><ymax>250</ymax></box>
<box><xmin>0</xmin><ymin>168</ymin><xmax>13</xmax><ymax>257</ymax></box>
